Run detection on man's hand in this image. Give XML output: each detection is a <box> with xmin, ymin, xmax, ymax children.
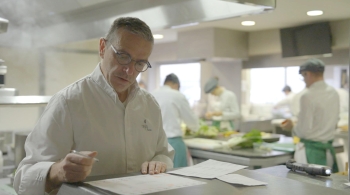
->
<box><xmin>45</xmin><ymin>151</ymin><xmax>97</xmax><ymax>193</ymax></box>
<box><xmin>205</xmin><ymin>111</ymin><xmax>222</xmax><ymax>119</ymax></box>
<box><xmin>205</xmin><ymin>112</ymin><xmax>213</xmax><ymax>119</ymax></box>
<box><xmin>141</xmin><ymin>161</ymin><xmax>167</xmax><ymax>175</ymax></box>
<box><xmin>212</xmin><ymin>111</ymin><xmax>223</xmax><ymax>116</ymax></box>
<box><xmin>281</xmin><ymin>119</ymin><xmax>293</xmax><ymax>131</ymax></box>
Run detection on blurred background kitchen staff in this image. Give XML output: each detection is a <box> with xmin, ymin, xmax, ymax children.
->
<box><xmin>281</xmin><ymin>59</ymin><xmax>339</xmax><ymax>172</ymax></box>
<box><xmin>152</xmin><ymin>73</ymin><xmax>199</xmax><ymax>167</ymax></box>
<box><xmin>204</xmin><ymin>77</ymin><xmax>240</xmax><ymax>131</ymax></box>
<box><xmin>273</xmin><ymin>85</ymin><xmax>296</xmax><ymax>118</ymax></box>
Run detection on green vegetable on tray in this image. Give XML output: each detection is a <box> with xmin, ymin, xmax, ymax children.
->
<box><xmin>196</xmin><ymin>125</ymin><xmax>219</xmax><ymax>138</ymax></box>
<box><xmin>225</xmin><ymin>129</ymin><xmax>263</xmax><ymax>149</ymax></box>
<box><xmin>237</xmin><ymin>129</ymin><xmax>263</xmax><ymax>148</ymax></box>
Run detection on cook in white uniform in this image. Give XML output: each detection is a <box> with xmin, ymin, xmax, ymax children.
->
<box><xmin>204</xmin><ymin>77</ymin><xmax>240</xmax><ymax>130</ymax></box>
<box><xmin>281</xmin><ymin>59</ymin><xmax>339</xmax><ymax>172</ymax></box>
<box><xmin>14</xmin><ymin>17</ymin><xmax>174</xmax><ymax>195</ymax></box>
<box><xmin>274</xmin><ymin>85</ymin><xmax>296</xmax><ymax>118</ymax></box>
<box><xmin>152</xmin><ymin>73</ymin><xmax>199</xmax><ymax>167</ymax></box>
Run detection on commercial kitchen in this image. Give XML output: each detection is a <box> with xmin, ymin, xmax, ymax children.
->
<box><xmin>0</xmin><ymin>0</ymin><xmax>349</xmax><ymax>194</ymax></box>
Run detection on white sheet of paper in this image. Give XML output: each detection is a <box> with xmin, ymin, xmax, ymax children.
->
<box><xmin>85</xmin><ymin>173</ymin><xmax>206</xmax><ymax>195</ymax></box>
<box><xmin>168</xmin><ymin>159</ymin><xmax>247</xmax><ymax>179</ymax></box>
<box><xmin>216</xmin><ymin>174</ymin><xmax>267</xmax><ymax>186</ymax></box>
<box><xmin>344</xmin><ymin>182</ymin><xmax>350</xmax><ymax>187</ymax></box>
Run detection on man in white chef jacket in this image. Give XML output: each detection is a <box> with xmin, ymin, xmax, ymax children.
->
<box><xmin>152</xmin><ymin>73</ymin><xmax>199</xmax><ymax>167</ymax></box>
<box><xmin>204</xmin><ymin>77</ymin><xmax>240</xmax><ymax>131</ymax></box>
<box><xmin>281</xmin><ymin>59</ymin><xmax>339</xmax><ymax>172</ymax></box>
<box><xmin>14</xmin><ymin>17</ymin><xmax>174</xmax><ymax>195</ymax></box>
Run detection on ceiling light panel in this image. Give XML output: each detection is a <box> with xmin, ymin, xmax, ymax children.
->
<box><xmin>307</xmin><ymin>10</ymin><xmax>323</xmax><ymax>16</ymax></box>
<box><xmin>241</xmin><ymin>21</ymin><xmax>255</xmax><ymax>26</ymax></box>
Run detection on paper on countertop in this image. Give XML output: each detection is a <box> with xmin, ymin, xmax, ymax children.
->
<box><xmin>344</xmin><ymin>182</ymin><xmax>350</xmax><ymax>187</ymax></box>
<box><xmin>85</xmin><ymin>173</ymin><xmax>206</xmax><ymax>195</ymax></box>
<box><xmin>216</xmin><ymin>174</ymin><xmax>267</xmax><ymax>186</ymax></box>
<box><xmin>168</xmin><ymin>159</ymin><xmax>247</xmax><ymax>179</ymax></box>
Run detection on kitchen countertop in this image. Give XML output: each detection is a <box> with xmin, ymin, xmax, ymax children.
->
<box><xmin>184</xmin><ymin>135</ymin><xmax>344</xmax><ymax>168</ymax></box>
<box><xmin>57</xmin><ymin>166</ymin><xmax>350</xmax><ymax>195</ymax></box>
<box><xmin>256</xmin><ymin>165</ymin><xmax>350</xmax><ymax>193</ymax></box>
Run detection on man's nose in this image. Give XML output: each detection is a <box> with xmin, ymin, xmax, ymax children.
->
<box><xmin>123</xmin><ymin>64</ymin><xmax>135</xmax><ymax>75</ymax></box>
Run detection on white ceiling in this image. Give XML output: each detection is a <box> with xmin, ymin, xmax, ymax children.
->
<box><xmin>154</xmin><ymin>0</ymin><xmax>350</xmax><ymax>43</ymax></box>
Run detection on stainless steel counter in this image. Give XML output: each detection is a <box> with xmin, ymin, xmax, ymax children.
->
<box><xmin>189</xmin><ymin>147</ymin><xmax>292</xmax><ymax>169</ymax></box>
<box><xmin>57</xmin><ymin>166</ymin><xmax>350</xmax><ymax>195</ymax></box>
<box><xmin>186</xmin><ymin>135</ymin><xmax>344</xmax><ymax>169</ymax></box>
<box><xmin>256</xmin><ymin>165</ymin><xmax>349</xmax><ymax>193</ymax></box>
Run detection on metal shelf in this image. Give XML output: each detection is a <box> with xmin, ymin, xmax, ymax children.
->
<box><xmin>0</xmin><ymin>96</ymin><xmax>51</xmax><ymax>107</ymax></box>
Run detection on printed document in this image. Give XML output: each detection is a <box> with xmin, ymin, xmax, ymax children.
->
<box><xmin>168</xmin><ymin>159</ymin><xmax>247</xmax><ymax>179</ymax></box>
<box><xmin>86</xmin><ymin>173</ymin><xmax>205</xmax><ymax>195</ymax></box>
<box><xmin>216</xmin><ymin>174</ymin><xmax>267</xmax><ymax>186</ymax></box>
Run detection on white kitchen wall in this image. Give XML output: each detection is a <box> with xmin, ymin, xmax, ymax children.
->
<box><xmin>0</xmin><ymin>47</ymin><xmax>40</xmax><ymax>132</ymax></box>
<box><xmin>45</xmin><ymin>51</ymin><xmax>99</xmax><ymax>95</ymax></box>
<box><xmin>0</xmin><ymin>47</ymin><xmax>99</xmax><ymax>132</ymax></box>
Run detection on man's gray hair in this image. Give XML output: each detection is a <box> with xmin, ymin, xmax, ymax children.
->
<box><xmin>105</xmin><ymin>17</ymin><xmax>154</xmax><ymax>46</ymax></box>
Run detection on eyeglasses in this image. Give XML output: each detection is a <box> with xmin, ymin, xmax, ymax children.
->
<box><xmin>110</xmin><ymin>44</ymin><xmax>151</xmax><ymax>72</ymax></box>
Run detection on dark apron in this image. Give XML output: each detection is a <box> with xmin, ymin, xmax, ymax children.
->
<box><xmin>212</xmin><ymin>120</ymin><xmax>234</xmax><ymax>131</ymax></box>
<box><xmin>168</xmin><ymin>137</ymin><xmax>187</xmax><ymax>168</ymax></box>
<box><xmin>301</xmin><ymin>138</ymin><xmax>338</xmax><ymax>173</ymax></box>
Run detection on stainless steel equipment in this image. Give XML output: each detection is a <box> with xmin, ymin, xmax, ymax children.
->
<box><xmin>0</xmin><ymin>17</ymin><xmax>8</xmax><ymax>34</ymax></box>
<box><xmin>0</xmin><ymin>88</ymin><xmax>18</xmax><ymax>96</ymax></box>
<box><xmin>0</xmin><ymin>59</ymin><xmax>7</xmax><ymax>88</ymax></box>
<box><xmin>0</xmin><ymin>0</ymin><xmax>276</xmax><ymax>47</ymax></box>
<box><xmin>0</xmin><ymin>96</ymin><xmax>51</xmax><ymax>107</ymax></box>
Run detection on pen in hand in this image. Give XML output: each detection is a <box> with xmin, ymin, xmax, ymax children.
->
<box><xmin>71</xmin><ymin>150</ymin><xmax>99</xmax><ymax>162</ymax></box>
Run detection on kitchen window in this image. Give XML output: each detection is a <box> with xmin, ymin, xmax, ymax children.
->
<box><xmin>159</xmin><ymin>63</ymin><xmax>201</xmax><ymax>107</ymax></box>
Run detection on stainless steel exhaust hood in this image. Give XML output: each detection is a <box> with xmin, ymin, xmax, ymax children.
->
<box><xmin>0</xmin><ymin>0</ymin><xmax>275</xmax><ymax>48</ymax></box>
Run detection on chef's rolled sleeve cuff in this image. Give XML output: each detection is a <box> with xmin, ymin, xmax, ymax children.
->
<box><xmin>17</xmin><ymin>161</ymin><xmax>55</xmax><ymax>195</ymax></box>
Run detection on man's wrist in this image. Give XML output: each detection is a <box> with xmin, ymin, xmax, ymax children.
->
<box><xmin>45</xmin><ymin>162</ymin><xmax>62</xmax><ymax>193</ymax></box>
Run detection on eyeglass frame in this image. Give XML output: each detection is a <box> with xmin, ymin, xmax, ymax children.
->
<box><xmin>108</xmin><ymin>41</ymin><xmax>152</xmax><ymax>72</ymax></box>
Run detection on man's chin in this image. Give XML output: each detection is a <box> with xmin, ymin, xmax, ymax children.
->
<box><xmin>113</xmin><ymin>84</ymin><xmax>130</xmax><ymax>93</ymax></box>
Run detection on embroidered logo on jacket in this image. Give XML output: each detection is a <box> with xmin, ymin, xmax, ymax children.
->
<box><xmin>142</xmin><ymin>119</ymin><xmax>152</xmax><ymax>131</ymax></box>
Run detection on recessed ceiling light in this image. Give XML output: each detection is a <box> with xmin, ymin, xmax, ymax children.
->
<box><xmin>307</xmin><ymin>10</ymin><xmax>323</xmax><ymax>16</ymax></box>
<box><xmin>153</xmin><ymin>34</ymin><xmax>164</xmax><ymax>39</ymax></box>
<box><xmin>241</xmin><ymin>21</ymin><xmax>255</xmax><ymax>26</ymax></box>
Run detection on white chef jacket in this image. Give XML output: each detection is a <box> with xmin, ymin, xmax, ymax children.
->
<box><xmin>151</xmin><ymin>86</ymin><xmax>199</xmax><ymax>138</ymax></box>
<box><xmin>290</xmin><ymin>89</ymin><xmax>307</xmax><ymax>118</ymax></box>
<box><xmin>275</xmin><ymin>92</ymin><xmax>296</xmax><ymax>111</ymax></box>
<box><xmin>207</xmin><ymin>88</ymin><xmax>240</xmax><ymax>120</ymax></box>
<box><xmin>294</xmin><ymin>81</ymin><xmax>340</xmax><ymax>142</ymax></box>
<box><xmin>14</xmin><ymin>64</ymin><xmax>174</xmax><ymax>195</ymax></box>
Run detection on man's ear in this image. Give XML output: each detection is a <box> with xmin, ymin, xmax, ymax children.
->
<box><xmin>99</xmin><ymin>38</ymin><xmax>106</xmax><ymax>58</ymax></box>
